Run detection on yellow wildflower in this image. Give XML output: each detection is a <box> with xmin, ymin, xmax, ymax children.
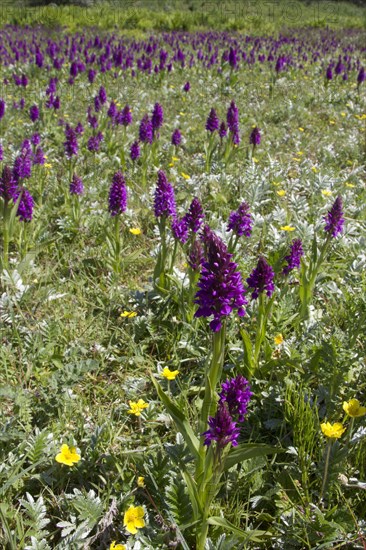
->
<box><xmin>127</xmin><ymin>399</ymin><xmax>148</xmax><ymax>416</ymax></box>
<box><xmin>298</xmin><ymin>127</ymin><xmax>304</xmax><ymax>132</ymax></box>
<box><xmin>292</xmin><ymin>157</ymin><xmax>301</xmax><ymax>162</ymax></box>
<box><xmin>321</xmin><ymin>190</ymin><xmax>332</xmax><ymax>197</ymax></box>
<box><xmin>129</xmin><ymin>228</ymin><xmax>141</xmax><ymax>235</ymax></box>
<box><xmin>137</xmin><ymin>476</ymin><xmax>145</xmax><ymax>487</ymax></box>
<box><xmin>280</xmin><ymin>225</ymin><xmax>295</xmax><ymax>231</ymax></box>
<box><xmin>110</xmin><ymin>542</ymin><xmax>126</xmax><ymax>550</ymax></box>
<box><xmin>252</xmin><ymin>157</ymin><xmax>259</xmax><ymax>163</ymax></box>
<box><xmin>123</xmin><ymin>505</ymin><xmax>145</xmax><ymax>534</ymax></box>
<box><xmin>345</xmin><ymin>182</ymin><xmax>355</xmax><ymax>188</ymax></box>
<box><xmin>181</xmin><ymin>172</ymin><xmax>190</xmax><ymax>180</ymax></box>
<box><xmin>277</xmin><ymin>190</ymin><xmax>286</xmax><ymax>197</ymax></box>
<box><xmin>120</xmin><ymin>311</ymin><xmax>137</xmax><ymax>318</ymax></box>
<box><xmin>55</xmin><ymin>444</ymin><xmax>81</xmax><ymax>466</ymax></box>
<box><xmin>321</xmin><ymin>422</ymin><xmax>346</xmax><ymax>439</ymax></box>
<box><xmin>274</xmin><ymin>334</ymin><xmax>284</xmax><ymax>345</ymax></box>
<box><xmin>172</xmin><ymin>156</ymin><xmax>179</xmax><ymax>162</ymax></box>
<box><xmin>162</xmin><ymin>367</ymin><xmax>180</xmax><ymax>380</ymax></box>
<box><xmin>341</xmin><ymin>112</ymin><xmax>346</xmax><ymax>117</ymax></box>
<box><xmin>329</xmin><ymin>120</ymin><xmax>336</xmax><ymax>125</ymax></box>
<box><xmin>343</xmin><ymin>399</ymin><xmax>366</xmax><ymax>418</ymax></box>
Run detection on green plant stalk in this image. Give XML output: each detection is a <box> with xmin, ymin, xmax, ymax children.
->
<box><xmin>168</xmin><ymin>238</ymin><xmax>178</xmax><ymax>274</ymax></box>
<box><xmin>2</xmin><ymin>198</ymin><xmax>10</xmax><ymax>269</ymax></box>
<box><xmin>113</xmin><ymin>215</ymin><xmax>121</xmax><ymax>275</ymax></box>
<box><xmin>120</xmin><ymin>126</ymin><xmax>127</xmax><ymax>170</ymax></box>
<box><xmin>300</xmin><ymin>234</ymin><xmax>331</xmax><ymax>320</ymax></box>
<box><xmin>197</xmin><ymin>445</ymin><xmax>223</xmax><ymax>550</ymax></box>
<box><xmin>154</xmin><ymin>216</ymin><xmax>168</xmax><ymax>289</ymax></box>
<box><xmin>197</xmin><ymin>324</ymin><xmax>226</xmax><ymax>484</ymax></box>
<box><xmin>253</xmin><ymin>294</ymin><xmax>274</xmax><ymax>376</ymax></box>
<box><xmin>319</xmin><ymin>439</ymin><xmax>332</xmax><ymax>504</ymax></box>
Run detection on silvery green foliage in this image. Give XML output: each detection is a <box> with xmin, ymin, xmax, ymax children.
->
<box><xmin>56</xmin><ymin>489</ymin><xmax>103</xmax><ymax>548</ymax></box>
<box><xmin>19</xmin><ymin>493</ymin><xmax>50</xmax><ymax>548</ymax></box>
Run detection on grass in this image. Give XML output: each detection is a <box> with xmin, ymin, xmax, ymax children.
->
<box><xmin>0</xmin><ymin>0</ymin><xmax>365</xmax><ymax>33</ymax></box>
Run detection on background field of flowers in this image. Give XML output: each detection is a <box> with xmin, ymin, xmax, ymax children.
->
<box><xmin>0</xmin><ymin>0</ymin><xmax>365</xmax><ymax>548</ymax></box>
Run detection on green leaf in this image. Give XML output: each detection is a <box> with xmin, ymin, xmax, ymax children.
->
<box><xmin>150</xmin><ymin>374</ymin><xmax>200</xmax><ymax>459</ymax></box>
<box><xmin>239</xmin><ymin>329</ymin><xmax>254</xmax><ymax>376</ymax></box>
<box><xmin>207</xmin><ymin>517</ymin><xmax>268</xmax><ymax>542</ymax></box>
<box><xmin>224</xmin><ymin>443</ymin><xmax>281</xmax><ymax>471</ymax></box>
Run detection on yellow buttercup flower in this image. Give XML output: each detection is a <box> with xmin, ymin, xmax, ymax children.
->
<box><xmin>312</xmin><ymin>166</ymin><xmax>318</xmax><ymax>173</ymax></box>
<box><xmin>123</xmin><ymin>505</ymin><xmax>145</xmax><ymax>534</ymax></box>
<box><xmin>321</xmin><ymin>422</ymin><xmax>346</xmax><ymax>439</ymax></box>
<box><xmin>137</xmin><ymin>476</ymin><xmax>145</xmax><ymax>487</ymax></box>
<box><xmin>298</xmin><ymin>127</ymin><xmax>304</xmax><ymax>132</ymax></box>
<box><xmin>127</xmin><ymin>399</ymin><xmax>148</xmax><ymax>416</ymax></box>
<box><xmin>110</xmin><ymin>542</ymin><xmax>126</xmax><ymax>550</ymax></box>
<box><xmin>321</xmin><ymin>190</ymin><xmax>332</xmax><ymax>197</ymax></box>
<box><xmin>120</xmin><ymin>311</ymin><xmax>137</xmax><ymax>318</ymax></box>
<box><xmin>162</xmin><ymin>367</ymin><xmax>180</xmax><ymax>380</ymax></box>
<box><xmin>55</xmin><ymin>444</ymin><xmax>81</xmax><ymax>466</ymax></box>
<box><xmin>343</xmin><ymin>399</ymin><xmax>366</xmax><ymax>418</ymax></box>
<box><xmin>280</xmin><ymin>225</ymin><xmax>295</xmax><ymax>231</ymax></box>
<box><xmin>292</xmin><ymin>157</ymin><xmax>301</xmax><ymax>162</ymax></box>
<box><xmin>181</xmin><ymin>172</ymin><xmax>190</xmax><ymax>180</ymax></box>
<box><xmin>345</xmin><ymin>182</ymin><xmax>355</xmax><ymax>188</ymax></box>
<box><xmin>274</xmin><ymin>334</ymin><xmax>284</xmax><ymax>345</ymax></box>
<box><xmin>172</xmin><ymin>156</ymin><xmax>179</xmax><ymax>162</ymax></box>
<box><xmin>277</xmin><ymin>190</ymin><xmax>286</xmax><ymax>197</ymax></box>
<box><xmin>129</xmin><ymin>228</ymin><xmax>141</xmax><ymax>235</ymax></box>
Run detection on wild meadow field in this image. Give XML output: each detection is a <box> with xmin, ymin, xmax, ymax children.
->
<box><xmin>0</xmin><ymin>1</ymin><xmax>366</xmax><ymax>548</ymax></box>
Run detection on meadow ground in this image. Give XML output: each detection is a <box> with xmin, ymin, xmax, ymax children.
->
<box><xmin>0</xmin><ymin>1</ymin><xmax>366</xmax><ymax>549</ymax></box>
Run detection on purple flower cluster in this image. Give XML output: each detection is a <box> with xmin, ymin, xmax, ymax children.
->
<box><xmin>203</xmin><ymin>403</ymin><xmax>240</xmax><ymax>448</ymax></box>
<box><xmin>108</xmin><ymin>171</ymin><xmax>127</xmax><ymax>216</ymax></box>
<box><xmin>188</xmin><ymin>239</ymin><xmax>204</xmax><ymax>270</ymax></box>
<box><xmin>139</xmin><ymin>114</ymin><xmax>153</xmax><ymax>144</ymax></box>
<box><xmin>183</xmin><ymin>197</ymin><xmax>204</xmax><ymax>233</ymax></box>
<box><xmin>64</xmin><ymin>124</ymin><xmax>78</xmax><ymax>158</ymax></box>
<box><xmin>195</xmin><ymin>226</ymin><xmax>247</xmax><ymax>332</ymax></box>
<box><xmin>171</xmin><ymin>128</ymin><xmax>182</xmax><ymax>147</ymax></box>
<box><xmin>219</xmin><ymin>375</ymin><xmax>252</xmax><ymax>423</ymax></box>
<box><xmin>151</xmin><ymin>102</ymin><xmax>164</xmax><ymax>135</ymax></box>
<box><xmin>203</xmin><ymin>375</ymin><xmax>252</xmax><ymax>447</ymax></box>
<box><xmin>29</xmin><ymin>104</ymin><xmax>39</xmax><ymax>122</ymax></box>
<box><xmin>69</xmin><ymin>174</ymin><xmax>84</xmax><ymax>196</ymax></box>
<box><xmin>118</xmin><ymin>105</ymin><xmax>132</xmax><ymax>126</ymax></box>
<box><xmin>246</xmin><ymin>256</ymin><xmax>275</xmax><ymax>300</ymax></box>
<box><xmin>0</xmin><ymin>165</ymin><xmax>18</xmax><ymax>201</ymax></box>
<box><xmin>249</xmin><ymin>126</ymin><xmax>261</xmax><ymax>146</ymax></box>
<box><xmin>227</xmin><ymin>201</ymin><xmax>252</xmax><ymax>237</ymax></box>
<box><xmin>171</xmin><ymin>217</ymin><xmax>188</xmax><ymax>244</ymax></box>
<box><xmin>16</xmin><ymin>188</ymin><xmax>34</xmax><ymax>222</ymax></box>
<box><xmin>324</xmin><ymin>196</ymin><xmax>344</xmax><ymax>238</ymax></box>
<box><xmin>130</xmin><ymin>140</ymin><xmax>140</xmax><ymax>161</ymax></box>
<box><xmin>282</xmin><ymin>239</ymin><xmax>304</xmax><ymax>275</ymax></box>
<box><xmin>13</xmin><ymin>147</ymin><xmax>32</xmax><ymax>181</ymax></box>
<box><xmin>206</xmin><ymin>108</ymin><xmax>219</xmax><ymax>133</ymax></box>
<box><xmin>226</xmin><ymin>101</ymin><xmax>240</xmax><ymax>144</ymax></box>
<box><xmin>153</xmin><ymin>170</ymin><xmax>176</xmax><ymax>219</ymax></box>
<box><xmin>87</xmin><ymin>132</ymin><xmax>104</xmax><ymax>152</ymax></box>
